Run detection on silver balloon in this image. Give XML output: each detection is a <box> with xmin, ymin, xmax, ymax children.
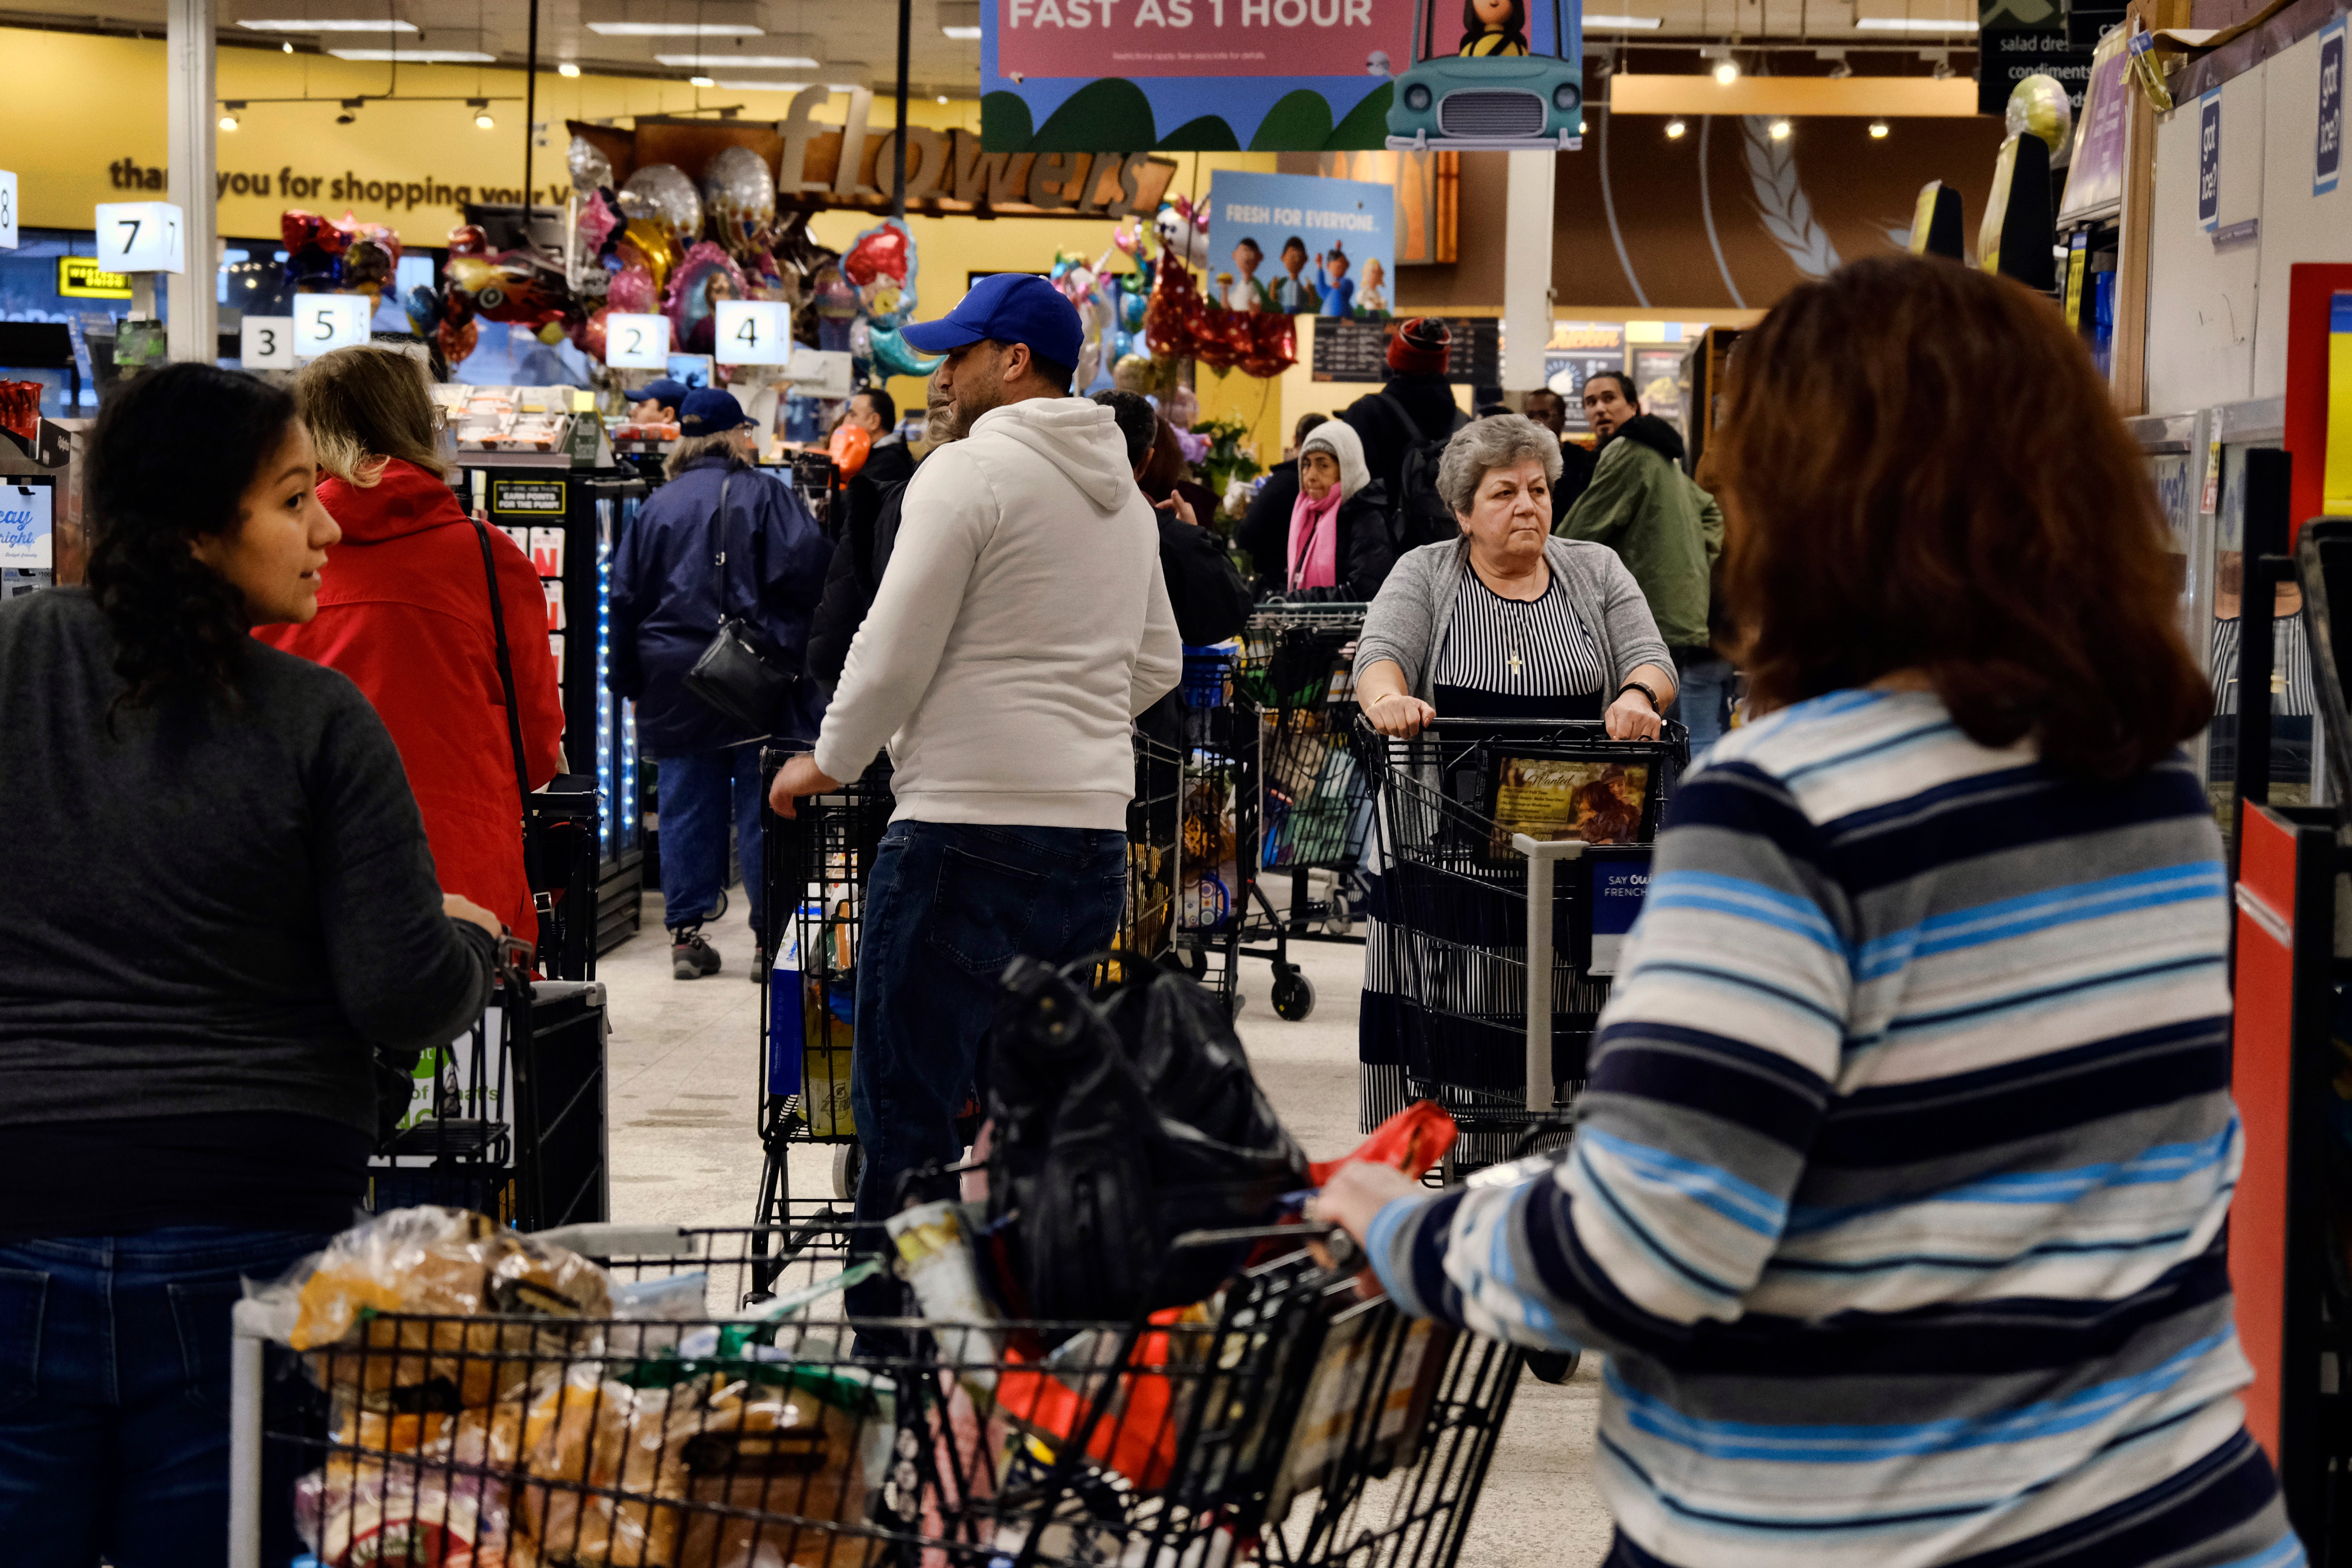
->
<box><xmin>701</xmin><ymin>145</ymin><xmax>776</xmax><ymax>243</ymax></box>
<box><xmin>567</xmin><ymin>134</ymin><xmax>612</xmax><ymax>194</ymax></box>
<box><xmin>620</xmin><ymin>164</ymin><xmax>703</xmax><ymax>241</ymax></box>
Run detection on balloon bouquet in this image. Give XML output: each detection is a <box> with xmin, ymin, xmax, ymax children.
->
<box><xmin>844</xmin><ymin>219</ymin><xmax>940</xmax><ymax>383</ymax></box>
<box><xmin>280</xmin><ymin>208</ymin><xmax>405</xmax><ymax>332</ymax></box>
<box><xmin>1139</xmin><ymin>196</ymin><xmax>1297</xmax><ymax>381</ymax></box>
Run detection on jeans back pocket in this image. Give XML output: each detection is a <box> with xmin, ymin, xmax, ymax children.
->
<box><xmin>926</xmin><ymin>846</ymin><xmax>1050</xmax><ymax>978</ymax></box>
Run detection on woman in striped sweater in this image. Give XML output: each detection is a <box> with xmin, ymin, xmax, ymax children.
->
<box><xmin>1320</xmin><ymin>256</ymin><xmax>2296</xmax><ymax>1567</ymax></box>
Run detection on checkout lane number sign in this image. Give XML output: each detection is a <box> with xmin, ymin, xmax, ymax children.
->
<box><xmin>713</xmin><ymin>300</ymin><xmax>791</xmax><ymax>366</ymax></box>
<box><xmin>294</xmin><ymin>296</ymin><xmax>371</xmax><ymax>361</ymax></box>
<box><xmin>605</xmin><ymin>312</ymin><xmax>670</xmax><ymax>371</ymax></box>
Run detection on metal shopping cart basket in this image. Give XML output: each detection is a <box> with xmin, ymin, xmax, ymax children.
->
<box><xmin>1168</xmin><ymin>645</ymin><xmax>1263</xmax><ymax>1014</ymax></box>
<box><xmin>228</xmin><ymin>1212</ymin><xmax>1527</xmax><ymax>1568</ymax></box>
<box><xmin>1358</xmin><ymin>717</ymin><xmax>1687</xmax><ymax>1176</ymax></box>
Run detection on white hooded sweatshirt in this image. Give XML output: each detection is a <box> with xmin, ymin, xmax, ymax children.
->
<box><xmin>813</xmin><ymin>396</ymin><xmax>1183</xmax><ymax>828</ymax></box>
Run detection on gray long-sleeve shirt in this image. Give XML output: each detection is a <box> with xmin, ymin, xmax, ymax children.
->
<box><xmin>0</xmin><ymin>588</ymin><xmax>495</xmax><ymax>1137</ymax></box>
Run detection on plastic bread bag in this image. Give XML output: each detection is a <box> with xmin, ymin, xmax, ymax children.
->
<box><xmin>295</xmin><ymin>1446</ymin><xmax>518</xmax><ymax>1568</ymax></box>
<box><xmin>885</xmin><ymin>1201</ymin><xmax>1001</xmax><ymax>1392</ymax></box>
<box><xmin>510</xmin><ymin>1367</ymin><xmax>686</xmax><ymax>1567</ymax></box>
<box><xmin>668</xmin><ymin>1374</ymin><xmax>877</xmax><ymax>1568</ymax></box>
<box><xmin>274</xmin><ymin>1207</ymin><xmax>612</xmax><ymax>1408</ymax></box>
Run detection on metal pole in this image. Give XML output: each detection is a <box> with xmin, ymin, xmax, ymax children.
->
<box><xmin>164</xmin><ymin>0</ymin><xmax>218</xmax><ymax>363</ymax></box>
<box><xmin>1513</xmin><ymin>835</ymin><xmax>1584</xmax><ymax>1113</ymax></box>
<box><xmin>523</xmin><ymin>0</ymin><xmax>541</xmax><ymax>231</ymax></box>
<box><xmin>892</xmin><ymin>0</ymin><xmax>913</xmax><ymax>219</ymax></box>
<box><xmin>227</xmin><ymin>1303</ymin><xmax>266</xmax><ymax>1568</ymax></box>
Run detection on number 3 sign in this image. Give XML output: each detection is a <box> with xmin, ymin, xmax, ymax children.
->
<box><xmin>94</xmin><ymin>201</ymin><xmax>187</xmax><ymax>274</ymax></box>
<box><xmin>240</xmin><ymin>316</ymin><xmax>297</xmax><ymax>369</ymax></box>
<box><xmin>713</xmin><ymin>300</ymin><xmax>792</xmax><ymax>366</ymax></box>
<box><xmin>605</xmin><ymin>312</ymin><xmax>670</xmax><ymax>370</ymax></box>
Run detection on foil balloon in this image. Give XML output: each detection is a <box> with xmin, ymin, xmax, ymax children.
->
<box><xmin>842</xmin><ymin>219</ymin><xmax>918</xmax><ymax>328</ymax></box>
<box><xmin>812</xmin><ymin>260</ymin><xmax>861</xmax><ymax>354</ymax></box>
<box><xmin>2006</xmin><ymin>72</ymin><xmax>2075</xmax><ymax>158</ymax></box>
<box><xmin>343</xmin><ymin>221</ymin><xmax>400</xmax><ymax>303</ymax></box>
<box><xmin>1112</xmin><ymin>352</ymin><xmax>1157</xmax><ymax>394</ymax></box>
<box><xmin>447</xmin><ymin>224</ymin><xmax>492</xmax><ymax>258</ymax></box>
<box><xmin>828</xmin><ymin>420</ymin><xmax>872</xmax><ymax>478</ymax></box>
<box><xmin>403</xmin><ymin>283</ymin><xmax>442</xmax><ymax>337</ymax></box>
<box><xmin>568</xmin><ymin>134</ymin><xmax>614</xmax><ymax>195</ymax></box>
<box><xmin>1153</xmin><ymin>197</ymin><xmax>1210</xmax><ymax>270</ymax></box>
<box><xmin>1167</xmin><ymin>386</ymin><xmax>1201</xmax><ymax>427</ymax></box>
<box><xmin>280</xmin><ymin>208</ymin><xmax>356</xmax><ymax>290</ymax></box>
<box><xmin>664</xmin><ymin>240</ymin><xmax>749</xmax><ymax>354</ymax></box>
<box><xmin>620</xmin><ymin>164</ymin><xmax>703</xmax><ymax>241</ymax></box>
<box><xmin>616</xmin><ymin>219</ymin><xmax>678</xmax><ymax>296</ymax></box>
<box><xmin>574</xmin><ymin>306</ymin><xmax>610</xmax><ymax>363</ymax></box>
<box><xmin>576</xmin><ymin>189</ymin><xmax>623</xmax><ymax>265</ymax></box>
<box><xmin>866</xmin><ymin>324</ymin><xmax>941</xmax><ymax>380</ymax></box>
<box><xmin>606</xmin><ymin>265</ymin><xmax>657</xmax><ymax>316</ymax></box>
<box><xmin>701</xmin><ymin>145</ymin><xmax>777</xmax><ymax>259</ymax></box>
<box><xmin>435</xmin><ymin>317</ymin><xmax>478</xmax><ymax>367</ymax></box>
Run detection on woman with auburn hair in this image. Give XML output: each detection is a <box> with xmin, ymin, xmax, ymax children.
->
<box><xmin>1323</xmin><ymin>257</ymin><xmax>2287</xmax><ymax>1567</ymax></box>
<box><xmin>257</xmin><ymin>345</ymin><xmax>564</xmax><ymax>949</ymax></box>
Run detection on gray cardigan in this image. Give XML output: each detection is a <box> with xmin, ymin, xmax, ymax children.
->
<box><xmin>1354</xmin><ymin>537</ymin><xmax>1670</xmax><ymax>701</ymax></box>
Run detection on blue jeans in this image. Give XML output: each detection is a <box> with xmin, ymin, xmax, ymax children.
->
<box><xmin>655</xmin><ymin>746</ymin><xmax>767</xmax><ymax>943</ymax></box>
<box><xmin>0</xmin><ymin>1225</ymin><xmax>335</xmax><ymax>1567</ymax></box>
<box><xmin>1673</xmin><ymin>655</ymin><xmax>1735</xmax><ymax>758</ymax></box>
<box><xmin>847</xmin><ymin>821</ymin><xmax>1128</xmax><ymax>1322</ymax></box>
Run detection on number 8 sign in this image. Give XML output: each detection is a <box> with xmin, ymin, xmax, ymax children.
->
<box><xmin>605</xmin><ymin>312</ymin><xmax>670</xmax><ymax>370</ymax></box>
<box><xmin>713</xmin><ymin>300</ymin><xmax>792</xmax><ymax>366</ymax></box>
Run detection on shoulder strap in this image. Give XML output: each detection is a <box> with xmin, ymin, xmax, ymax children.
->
<box><xmin>471</xmin><ymin>518</ymin><xmax>541</xmax><ymax>889</ymax></box>
<box><xmin>1372</xmin><ymin>391</ymin><xmax>1426</xmax><ymax>444</ymax></box>
<box><xmin>709</xmin><ymin>470</ymin><xmax>741</xmax><ymax>623</ymax></box>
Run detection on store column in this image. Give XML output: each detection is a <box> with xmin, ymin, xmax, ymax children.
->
<box><xmin>1502</xmin><ymin>150</ymin><xmax>1556</xmax><ymax>396</ymax></box>
<box><xmin>164</xmin><ymin>0</ymin><xmax>219</xmax><ymax>364</ymax></box>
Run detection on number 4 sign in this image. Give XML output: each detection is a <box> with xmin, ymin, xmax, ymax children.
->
<box><xmin>713</xmin><ymin>300</ymin><xmax>792</xmax><ymax>366</ymax></box>
<box><xmin>605</xmin><ymin>312</ymin><xmax>670</xmax><ymax>370</ymax></box>
<box><xmin>94</xmin><ymin>201</ymin><xmax>187</xmax><ymax>274</ymax></box>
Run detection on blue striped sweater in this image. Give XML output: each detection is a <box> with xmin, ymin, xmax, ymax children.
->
<box><xmin>1365</xmin><ymin>688</ymin><xmax>2299</xmax><ymax>1568</ymax></box>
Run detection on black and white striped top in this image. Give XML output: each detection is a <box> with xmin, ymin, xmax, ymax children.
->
<box><xmin>2210</xmin><ymin>613</ymin><xmax>2315</xmax><ymax>718</ymax></box>
<box><xmin>1432</xmin><ymin>565</ymin><xmax>1605</xmax><ymax>720</ymax></box>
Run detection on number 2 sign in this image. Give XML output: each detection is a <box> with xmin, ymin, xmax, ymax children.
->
<box><xmin>93</xmin><ymin>201</ymin><xmax>187</xmax><ymax>274</ymax></box>
<box><xmin>713</xmin><ymin>300</ymin><xmax>792</xmax><ymax>366</ymax></box>
<box><xmin>605</xmin><ymin>312</ymin><xmax>670</xmax><ymax>370</ymax></box>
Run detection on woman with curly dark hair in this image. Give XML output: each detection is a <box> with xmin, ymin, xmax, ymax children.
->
<box><xmin>0</xmin><ymin>363</ymin><xmax>500</xmax><ymax>1560</ymax></box>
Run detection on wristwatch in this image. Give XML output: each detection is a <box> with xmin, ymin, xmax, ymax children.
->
<box><xmin>1617</xmin><ymin>680</ymin><xmax>1661</xmax><ymax>714</ymax></box>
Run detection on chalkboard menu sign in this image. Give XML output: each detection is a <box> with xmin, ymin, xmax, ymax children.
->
<box><xmin>1312</xmin><ymin>316</ymin><xmax>1499</xmax><ymax>385</ymax></box>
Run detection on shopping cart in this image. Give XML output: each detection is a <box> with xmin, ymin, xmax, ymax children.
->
<box><xmin>1235</xmin><ymin>605</ymin><xmax>1378</xmax><ymax>1022</ymax></box>
<box><xmin>1168</xmin><ymin>646</ymin><xmax>1264</xmax><ymax>1014</ymax></box>
<box><xmin>1358</xmin><ymin>717</ymin><xmax>1687</xmax><ymax>1175</ymax></box>
<box><xmin>227</xmin><ymin>1214</ymin><xmax>1527</xmax><ymax>1568</ymax></box>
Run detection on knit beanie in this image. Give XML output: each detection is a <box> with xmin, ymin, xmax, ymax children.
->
<box><xmin>1297</xmin><ymin>418</ymin><xmax>1372</xmax><ymax>502</ymax></box>
<box><xmin>1386</xmin><ymin>317</ymin><xmax>1452</xmax><ymax>377</ymax></box>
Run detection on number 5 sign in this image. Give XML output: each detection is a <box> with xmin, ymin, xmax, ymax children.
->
<box><xmin>94</xmin><ymin>201</ymin><xmax>187</xmax><ymax>274</ymax></box>
<box><xmin>294</xmin><ymin>295</ymin><xmax>372</xmax><ymax>360</ymax></box>
<box><xmin>605</xmin><ymin>312</ymin><xmax>670</xmax><ymax>370</ymax></box>
<box><xmin>713</xmin><ymin>300</ymin><xmax>792</xmax><ymax>366</ymax></box>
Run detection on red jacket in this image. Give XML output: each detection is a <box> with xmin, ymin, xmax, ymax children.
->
<box><xmin>257</xmin><ymin>459</ymin><xmax>564</xmax><ymax>943</ymax></box>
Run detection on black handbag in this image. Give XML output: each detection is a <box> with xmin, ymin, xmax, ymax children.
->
<box><xmin>683</xmin><ymin>471</ymin><xmax>799</xmax><ymax>737</ymax></box>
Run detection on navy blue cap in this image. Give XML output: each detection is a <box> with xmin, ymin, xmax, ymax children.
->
<box><xmin>624</xmin><ymin>377</ymin><xmax>691</xmax><ymax>406</ymax></box>
<box><xmin>678</xmin><ymin>388</ymin><xmax>756</xmax><ymax>435</ymax></box>
<box><xmin>901</xmin><ymin>272</ymin><xmax>1084</xmax><ymax>372</ymax></box>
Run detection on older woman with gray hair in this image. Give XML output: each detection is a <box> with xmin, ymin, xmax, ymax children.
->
<box><xmin>1355</xmin><ymin>414</ymin><xmax>1674</xmax><ymax>737</ymax></box>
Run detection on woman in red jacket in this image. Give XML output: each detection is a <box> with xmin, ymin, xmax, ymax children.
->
<box><xmin>257</xmin><ymin>346</ymin><xmax>564</xmax><ymax>944</ymax></box>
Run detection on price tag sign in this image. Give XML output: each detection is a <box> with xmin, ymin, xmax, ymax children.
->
<box><xmin>292</xmin><ymin>295</ymin><xmax>372</xmax><ymax>360</ymax></box>
<box><xmin>713</xmin><ymin>299</ymin><xmax>792</xmax><ymax>366</ymax></box>
<box><xmin>0</xmin><ymin>171</ymin><xmax>18</xmax><ymax>251</ymax></box>
<box><xmin>240</xmin><ymin>315</ymin><xmax>296</xmax><ymax>369</ymax></box>
<box><xmin>93</xmin><ymin>201</ymin><xmax>187</xmax><ymax>274</ymax></box>
<box><xmin>605</xmin><ymin>312</ymin><xmax>670</xmax><ymax>370</ymax></box>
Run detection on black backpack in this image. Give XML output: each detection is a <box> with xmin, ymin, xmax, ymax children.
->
<box><xmin>1378</xmin><ymin>392</ymin><xmax>1470</xmax><ymax>555</ymax></box>
<box><xmin>982</xmin><ymin>956</ymin><xmax>1309</xmax><ymax>1332</ymax></box>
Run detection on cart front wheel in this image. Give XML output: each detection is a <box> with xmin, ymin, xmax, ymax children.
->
<box><xmin>1526</xmin><ymin>1349</ymin><xmax>1582</xmax><ymax>1384</ymax></box>
<box><xmin>1272</xmin><ymin>971</ymin><xmax>1317</xmax><ymax>1021</ymax></box>
<box><xmin>831</xmin><ymin>1142</ymin><xmax>864</xmax><ymax>1203</ymax></box>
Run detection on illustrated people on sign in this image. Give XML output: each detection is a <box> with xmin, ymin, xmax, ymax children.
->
<box><xmin>1459</xmin><ymin>0</ymin><xmax>1530</xmax><ymax>55</ymax></box>
<box><xmin>1317</xmin><ymin>246</ymin><xmax>1357</xmax><ymax>318</ymax></box>
<box><xmin>1357</xmin><ymin>256</ymin><xmax>1389</xmax><ymax>316</ymax></box>
<box><xmin>1225</xmin><ymin>237</ymin><xmax>1271</xmax><ymax>312</ymax></box>
<box><xmin>1271</xmin><ymin>235</ymin><xmax>1321</xmax><ymax>313</ymax></box>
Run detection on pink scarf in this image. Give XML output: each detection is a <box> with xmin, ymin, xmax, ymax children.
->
<box><xmin>1286</xmin><ymin>485</ymin><xmax>1344</xmax><ymax>591</ymax></box>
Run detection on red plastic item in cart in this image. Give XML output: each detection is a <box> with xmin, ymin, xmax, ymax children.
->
<box><xmin>1308</xmin><ymin>1100</ymin><xmax>1458</xmax><ymax>1187</ymax></box>
<box><xmin>0</xmin><ymin>381</ymin><xmax>41</xmax><ymax>445</ymax></box>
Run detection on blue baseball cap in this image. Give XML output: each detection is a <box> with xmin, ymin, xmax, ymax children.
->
<box><xmin>623</xmin><ymin>377</ymin><xmax>691</xmax><ymax>407</ymax></box>
<box><xmin>678</xmin><ymin>388</ymin><xmax>756</xmax><ymax>435</ymax></box>
<box><xmin>902</xmin><ymin>273</ymin><xmax>1084</xmax><ymax>372</ymax></box>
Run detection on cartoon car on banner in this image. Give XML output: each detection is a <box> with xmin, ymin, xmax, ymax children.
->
<box><xmin>1386</xmin><ymin>0</ymin><xmax>1584</xmax><ymax>151</ymax></box>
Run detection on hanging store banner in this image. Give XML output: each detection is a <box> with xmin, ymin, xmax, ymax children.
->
<box><xmin>2056</xmin><ymin>26</ymin><xmax>2131</xmax><ymax>223</ymax></box>
<box><xmin>981</xmin><ymin>0</ymin><xmax>1581</xmax><ymax>152</ymax></box>
<box><xmin>1205</xmin><ymin>170</ymin><xmax>1395</xmax><ymax>318</ymax></box>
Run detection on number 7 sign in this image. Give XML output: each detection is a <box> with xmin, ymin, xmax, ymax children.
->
<box><xmin>713</xmin><ymin>300</ymin><xmax>792</xmax><ymax>366</ymax></box>
<box><xmin>93</xmin><ymin>201</ymin><xmax>187</xmax><ymax>274</ymax></box>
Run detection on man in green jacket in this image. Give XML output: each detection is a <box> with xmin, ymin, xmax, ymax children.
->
<box><xmin>1554</xmin><ymin>371</ymin><xmax>1732</xmax><ymax>749</ymax></box>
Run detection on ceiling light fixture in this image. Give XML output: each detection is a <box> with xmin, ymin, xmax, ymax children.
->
<box><xmin>237</xmin><ymin>16</ymin><xmax>416</xmax><ymax>28</ymax></box>
<box><xmin>689</xmin><ymin>74</ymin><xmax>716</xmax><ymax>86</ymax></box>
<box><xmin>1868</xmin><ymin>118</ymin><xmax>1890</xmax><ymax>136</ymax></box>
<box><xmin>942</xmin><ymin>23</ymin><xmax>982</xmax><ymax>37</ymax></box>
<box><xmin>585</xmin><ymin>20</ymin><xmax>761</xmax><ymax>33</ymax></box>
<box><xmin>653</xmin><ymin>52</ymin><xmax>818</xmax><ymax>67</ymax></box>
<box><xmin>1769</xmin><ymin>117</ymin><xmax>1792</xmax><ymax>138</ymax></box>
<box><xmin>825</xmin><ymin>80</ymin><xmax>862</xmax><ymax>91</ymax></box>
<box><xmin>1827</xmin><ymin>58</ymin><xmax>1852</xmax><ymax>77</ymax></box>
<box><xmin>336</xmin><ymin>97</ymin><xmax>361</xmax><ymax>122</ymax></box>
<box><xmin>1713</xmin><ymin>58</ymin><xmax>1740</xmax><ymax>84</ymax></box>
<box><xmin>329</xmin><ymin>47</ymin><xmax>495</xmax><ymax>60</ymax></box>
<box><xmin>283</xmin><ymin>39</ymin><xmax>293</xmax><ymax>49</ymax></box>
<box><xmin>1583</xmin><ymin>12</ymin><xmax>1663</xmax><ymax>26</ymax></box>
<box><xmin>219</xmin><ymin>107</ymin><xmax>241</xmax><ymax>130</ymax></box>
<box><xmin>713</xmin><ymin>78</ymin><xmax>812</xmax><ymax>90</ymax></box>
<box><xmin>1854</xmin><ymin>16</ymin><xmax>1977</xmax><ymax>28</ymax></box>
<box><xmin>1664</xmin><ymin>117</ymin><xmax>1687</xmax><ymax>137</ymax></box>
<box><xmin>557</xmin><ymin>60</ymin><xmax>580</xmax><ymax>76</ymax></box>
<box><xmin>936</xmin><ymin>93</ymin><xmax>950</xmax><ymax>103</ymax></box>
<box><xmin>469</xmin><ymin>96</ymin><xmax>494</xmax><ymax>128</ymax></box>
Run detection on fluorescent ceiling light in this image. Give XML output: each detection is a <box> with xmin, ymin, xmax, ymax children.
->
<box><xmin>941</xmin><ymin>23</ymin><xmax>982</xmax><ymax>37</ymax></box>
<box><xmin>328</xmin><ymin>46</ymin><xmax>495</xmax><ymax>59</ymax></box>
<box><xmin>237</xmin><ymin>16</ymin><xmax>417</xmax><ymax>28</ymax></box>
<box><xmin>586</xmin><ymin>19</ymin><xmax>761</xmax><ymax>32</ymax></box>
<box><xmin>1583</xmin><ymin>13</ymin><xmax>1662</xmax><ymax>27</ymax></box>
<box><xmin>1854</xmin><ymin>16</ymin><xmax>1977</xmax><ymax>28</ymax></box>
<box><xmin>714</xmin><ymin>78</ymin><xmax>812</xmax><ymax>90</ymax></box>
<box><xmin>654</xmin><ymin>51</ymin><xmax>818</xmax><ymax>65</ymax></box>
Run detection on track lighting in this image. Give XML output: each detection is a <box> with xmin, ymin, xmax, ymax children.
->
<box><xmin>1769</xmin><ymin>118</ymin><xmax>1791</xmax><ymax>139</ymax></box>
<box><xmin>557</xmin><ymin>60</ymin><xmax>580</xmax><ymax>77</ymax></box>
<box><xmin>468</xmin><ymin>96</ymin><xmax>493</xmax><ymax>128</ymax></box>
<box><xmin>1664</xmin><ymin>117</ymin><xmax>1686</xmax><ymax>138</ymax></box>
<box><xmin>1869</xmin><ymin>118</ymin><xmax>1890</xmax><ymax>137</ymax></box>
<box><xmin>1713</xmin><ymin>58</ymin><xmax>1740</xmax><ymax>84</ymax></box>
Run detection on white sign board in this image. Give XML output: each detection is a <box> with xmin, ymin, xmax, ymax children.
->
<box><xmin>0</xmin><ymin>172</ymin><xmax>17</xmax><ymax>250</ymax></box>
<box><xmin>713</xmin><ymin>299</ymin><xmax>792</xmax><ymax>366</ymax></box>
<box><xmin>240</xmin><ymin>315</ymin><xmax>297</xmax><ymax>369</ymax></box>
<box><xmin>605</xmin><ymin>312</ymin><xmax>671</xmax><ymax>370</ymax></box>
<box><xmin>0</xmin><ymin>481</ymin><xmax>55</xmax><ymax>571</ymax></box>
<box><xmin>291</xmin><ymin>294</ymin><xmax>372</xmax><ymax>360</ymax></box>
<box><xmin>784</xmin><ymin>348</ymin><xmax>855</xmax><ymax>399</ymax></box>
<box><xmin>94</xmin><ymin>201</ymin><xmax>187</xmax><ymax>274</ymax></box>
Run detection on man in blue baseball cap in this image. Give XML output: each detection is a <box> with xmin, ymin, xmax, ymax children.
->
<box><xmin>622</xmin><ymin>377</ymin><xmax>691</xmax><ymax>426</ymax></box>
<box><xmin>767</xmin><ymin>272</ymin><xmax>1181</xmax><ymax>1343</ymax></box>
